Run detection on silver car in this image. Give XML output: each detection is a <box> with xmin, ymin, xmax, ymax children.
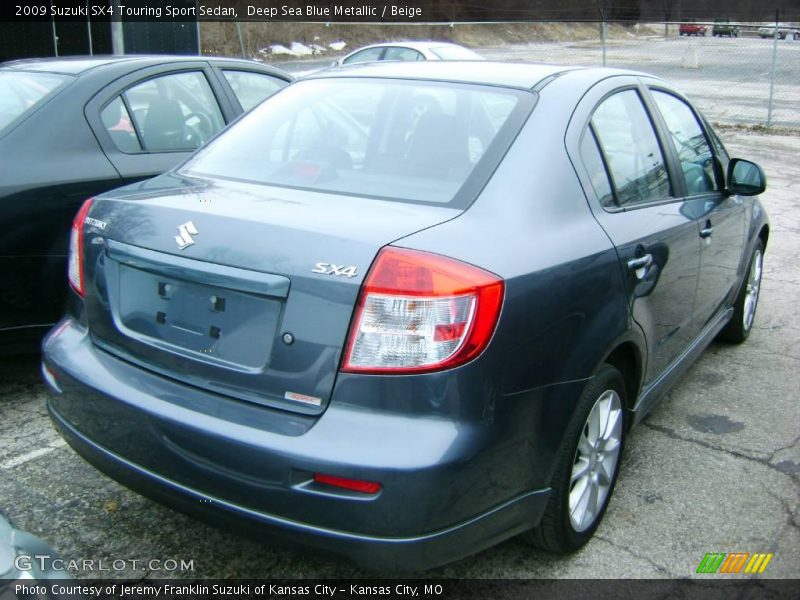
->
<box><xmin>333</xmin><ymin>41</ymin><xmax>483</xmax><ymax>66</ymax></box>
<box><xmin>1</xmin><ymin>511</ymin><xmax>70</xmax><ymax>581</ymax></box>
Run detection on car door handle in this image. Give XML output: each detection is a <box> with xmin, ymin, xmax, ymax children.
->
<box><xmin>627</xmin><ymin>254</ymin><xmax>653</xmax><ymax>270</ymax></box>
<box><xmin>627</xmin><ymin>254</ymin><xmax>653</xmax><ymax>280</ymax></box>
<box><xmin>700</xmin><ymin>220</ymin><xmax>714</xmax><ymax>238</ymax></box>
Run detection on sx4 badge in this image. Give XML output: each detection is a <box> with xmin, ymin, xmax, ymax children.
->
<box><xmin>312</xmin><ymin>262</ymin><xmax>358</xmax><ymax>278</ymax></box>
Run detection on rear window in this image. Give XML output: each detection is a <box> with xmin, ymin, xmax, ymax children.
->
<box><xmin>0</xmin><ymin>70</ymin><xmax>72</xmax><ymax>134</ymax></box>
<box><xmin>182</xmin><ymin>78</ymin><xmax>531</xmax><ymax>205</ymax></box>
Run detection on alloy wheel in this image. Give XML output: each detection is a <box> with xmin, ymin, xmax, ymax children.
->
<box><xmin>569</xmin><ymin>389</ymin><xmax>623</xmax><ymax>532</ymax></box>
<box><xmin>743</xmin><ymin>248</ymin><xmax>763</xmax><ymax>332</ymax></box>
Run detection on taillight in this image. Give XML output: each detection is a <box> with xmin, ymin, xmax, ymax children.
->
<box><xmin>342</xmin><ymin>247</ymin><xmax>504</xmax><ymax>374</ymax></box>
<box><xmin>68</xmin><ymin>198</ymin><xmax>94</xmax><ymax>297</ymax></box>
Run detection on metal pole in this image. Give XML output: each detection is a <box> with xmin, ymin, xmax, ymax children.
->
<box><xmin>195</xmin><ymin>0</ymin><xmax>201</xmax><ymax>55</ymax></box>
<box><xmin>111</xmin><ymin>0</ymin><xmax>124</xmax><ymax>55</ymax></box>
<box><xmin>236</xmin><ymin>22</ymin><xmax>245</xmax><ymax>58</ymax></box>
<box><xmin>86</xmin><ymin>1</ymin><xmax>93</xmax><ymax>55</ymax></box>
<box><xmin>601</xmin><ymin>20</ymin><xmax>607</xmax><ymax>67</ymax></box>
<box><xmin>766</xmin><ymin>10</ymin><xmax>779</xmax><ymax>127</ymax></box>
<box><xmin>50</xmin><ymin>1</ymin><xmax>58</xmax><ymax>56</ymax></box>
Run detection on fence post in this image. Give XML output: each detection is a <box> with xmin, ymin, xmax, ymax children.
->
<box><xmin>50</xmin><ymin>1</ymin><xmax>58</xmax><ymax>56</ymax></box>
<box><xmin>236</xmin><ymin>21</ymin><xmax>245</xmax><ymax>58</ymax></box>
<box><xmin>601</xmin><ymin>19</ymin><xmax>607</xmax><ymax>67</ymax></box>
<box><xmin>766</xmin><ymin>10</ymin><xmax>779</xmax><ymax>127</ymax></box>
<box><xmin>86</xmin><ymin>1</ymin><xmax>93</xmax><ymax>55</ymax></box>
<box><xmin>110</xmin><ymin>0</ymin><xmax>124</xmax><ymax>54</ymax></box>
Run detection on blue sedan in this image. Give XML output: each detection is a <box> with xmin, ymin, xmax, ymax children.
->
<box><xmin>42</xmin><ymin>61</ymin><xmax>768</xmax><ymax>570</ymax></box>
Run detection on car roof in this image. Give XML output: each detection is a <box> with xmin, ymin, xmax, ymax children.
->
<box><xmin>311</xmin><ymin>61</ymin><xmax>588</xmax><ymax>90</ymax></box>
<box><xmin>0</xmin><ymin>54</ymin><xmax>286</xmax><ymax>76</ymax></box>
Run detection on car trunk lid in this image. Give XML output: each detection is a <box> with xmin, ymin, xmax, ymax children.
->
<box><xmin>82</xmin><ymin>175</ymin><xmax>459</xmax><ymax>414</ymax></box>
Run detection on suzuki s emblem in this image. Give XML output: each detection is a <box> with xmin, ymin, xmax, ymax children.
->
<box><xmin>175</xmin><ymin>221</ymin><xmax>198</xmax><ymax>250</ymax></box>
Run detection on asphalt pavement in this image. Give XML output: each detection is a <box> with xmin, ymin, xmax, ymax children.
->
<box><xmin>0</xmin><ymin>129</ymin><xmax>797</xmax><ymax>579</ymax></box>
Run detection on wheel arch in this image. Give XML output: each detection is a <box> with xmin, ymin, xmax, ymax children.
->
<box><xmin>759</xmin><ymin>223</ymin><xmax>769</xmax><ymax>250</ymax></box>
<box><xmin>596</xmin><ymin>336</ymin><xmax>646</xmax><ymax>430</ymax></box>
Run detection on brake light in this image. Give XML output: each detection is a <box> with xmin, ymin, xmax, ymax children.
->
<box><xmin>68</xmin><ymin>198</ymin><xmax>94</xmax><ymax>297</ymax></box>
<box><xmin>342</xmin><ymin>247</ymin><xmax>504</xmax><ymax>374</ymax></box>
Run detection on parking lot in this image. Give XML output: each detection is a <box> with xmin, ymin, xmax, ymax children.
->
<box><xmin>1</xmin><ymin>127</ymin><xmax>798</xmax><ymax>579</ymax></box>
<box><xmin>283</xmin><ymin>35</ymin><xmax>800</xmax><ymax>128</ymax></box>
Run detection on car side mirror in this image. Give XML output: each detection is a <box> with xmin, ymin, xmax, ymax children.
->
<box><xmin>727</xmin><ymin>158</ymin><xmax>766</xmax><ymax>196</ymax></box>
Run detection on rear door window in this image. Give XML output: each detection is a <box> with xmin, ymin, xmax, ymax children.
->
<box><xmin>342</xmin><ymin>47</ymin><xmax>384</xmax><ymax>64</ymax></box>
<box><xmin>579</xmin><ymin>127</ymin><xmax>615</xmax><ymax>208</ymax></box>
<box><xmin>100</xmin><ymin>96</ymin><xmax>142</xmax><ymax>153</ymax></box>
<box><xmin>123</xmin><ymin>71</ymin><xmax>225</xmax><ymax>152</ymax></box>
<box><xmin>383</xmin><ymin>47</ymin><xmax>425</xmax><ymax>61</ymax></box>
<box><xmin>591</xmin><ymin>89</ymin><xmax>671</xmax><ymax>207</ymax></box>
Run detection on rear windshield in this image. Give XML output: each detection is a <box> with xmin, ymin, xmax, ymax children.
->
<box><xmin>183</xmin><ymin>78</ymin><xmax>532</xmax><ymax>205</ymax></box>
<box><xmin>0</xmin><ymin>70</ymin><xmax>72</xmax><ymax>134</ymax></box>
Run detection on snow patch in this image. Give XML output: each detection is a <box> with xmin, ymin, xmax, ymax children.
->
<box><xmin>329</xmin><ymin>40</ymin><xmax>347</xmax><ymax>51</ymax></box>
<box><xmin>266</xmin><ymin>44</ymin><xmax>292</xmax><ymax>55</ymax></box>
<box><xmin>289</xmin><ymin>42</ymin><xmax>314</xmax><ymax>56</ymax></box>
<box><xmin>264</xmin><ymin>42</ymin><xmax>320</xmax><ymax>56</ymax></box>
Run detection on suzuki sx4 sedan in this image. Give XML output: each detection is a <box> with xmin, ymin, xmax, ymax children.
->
<box><xmin>42</xmin><ymin>62</ymin><xmax>769</xmax><ymax>570</ymax></box>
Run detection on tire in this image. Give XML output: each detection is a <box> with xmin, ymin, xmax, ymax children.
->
<box><xmin>523</xmin><ymin>364</ymin><xmax>626</xmax><ymax>553</ymax></box>
<box><xmin>718</xmin><ymin>241</ymin><xmax>764</xmax><ymax>343</ymax></box>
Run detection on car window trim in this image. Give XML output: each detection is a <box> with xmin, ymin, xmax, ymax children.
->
<box><xmin>586</xmin><ymin>85</ymin><xmax>676</xmax><ymax>212</ymax></box>
<box><xmin>580</xmin><ymin>122</ymin><xmax>619</xmax><ymax>209</ymax></box>
<box><xmin>644</xmin><ymin>84</ymin><xmax>726</xmax><ymax>197</ymax></box>
<box><xmin>118</xmin><ymin>93</ymin><xmax>146</xmax><ymax>152</ymax></box>
<box><xmin>643</xmin><ymin>83</ymin><xmax>724</xmax><ymax>200</ymax></box>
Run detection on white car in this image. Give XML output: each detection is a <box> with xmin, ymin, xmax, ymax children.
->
<box><xmin>332</xmin><ymin>41</ymin><xmax>483</xmax><ymax>67</ymax></box>
<box><xmin>758</xmin><ymin>23</ymin><xmax>800</xmax><ymax>39</ymax></box>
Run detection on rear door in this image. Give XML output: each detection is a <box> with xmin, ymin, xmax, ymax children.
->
<box><xmin>568</xmin><ymin>78</ymin><xmax>702</xmax><ymax>386</ymax></box>
<box><xmin>645</xmin><ymin>86</ymin><xmax>746</xmax><ymax>330</ymax></box>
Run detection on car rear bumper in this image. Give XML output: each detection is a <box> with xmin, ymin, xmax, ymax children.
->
<box><xmin>42</xmin><ymin>318</ymin><xmax>552</xmax><ymax>570</ymax></box>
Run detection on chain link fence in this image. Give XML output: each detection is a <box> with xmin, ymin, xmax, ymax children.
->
<box><xmin>212</xmin><ymin>21</ymin><xmax>799</xmax><ymax>130</ymax></box>
<box><xmin>475</xmin><ymin>22</ymin><xmax>800</xmax><ymax>129</ymax></box>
